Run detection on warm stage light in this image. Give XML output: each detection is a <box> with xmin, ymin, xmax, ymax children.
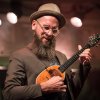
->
<box><xmin>70</xmin><ymin>17</ymin><xmax>82</xmax><ymax>27</ymax></box>
<box><xmin>6</xmin><ymin>12</ymin><xmax>18</xmax><ymax>24</ymax></box>
<box><xmin>0</xmin><ymin>19</ymin><xmax>2</xmax><ymax>26</ymax></box>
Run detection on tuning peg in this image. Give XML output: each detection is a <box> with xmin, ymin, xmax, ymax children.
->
<box><xmin>96</xmin><ymin>43</ymin><xmax>100</xmax><ymax>47</ymax></box>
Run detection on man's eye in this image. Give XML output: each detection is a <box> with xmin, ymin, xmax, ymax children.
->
<box><xmin>44</xmin><ymin>26</ymin><xmax>50</xmax><ymax>30</ymax></box>
<box><xmin>53</xmin><ymin>29</ymin><xmax>57</xmax><ymax>33</ymax></box>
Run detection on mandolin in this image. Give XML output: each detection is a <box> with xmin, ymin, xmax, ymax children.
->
<box><xmin>36</xmin><ymin>33</ymin><xmax>100</xmax><ymax>84</ymax></box>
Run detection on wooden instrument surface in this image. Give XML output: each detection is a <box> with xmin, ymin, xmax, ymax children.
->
<box><xmin>36</xmin><ymin>65</ymin><xmax>65</xmax><ymax>84</ymax></box>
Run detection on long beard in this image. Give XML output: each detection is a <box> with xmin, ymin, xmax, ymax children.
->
<box><xmin>34</xmin><ymin>34</ymin><xmax>56</xmax><ymax>60</ymax></box>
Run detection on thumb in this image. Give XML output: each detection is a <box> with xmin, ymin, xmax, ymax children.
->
<box><xmin>78</xmin><ymin>45</ymin><xmax>82</xmax><ymax>50</ymax></box>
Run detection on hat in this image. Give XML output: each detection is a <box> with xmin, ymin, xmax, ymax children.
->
<box><xmin>30</xmin><ymin>3</ymin><xmax>66</xmax><ymax>28</ymax></box>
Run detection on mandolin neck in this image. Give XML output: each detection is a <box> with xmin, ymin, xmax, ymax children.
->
<box><xmin>58</xmin><ymin>44</ymin><xmax>89</xmax><ymax>73</ymax></box>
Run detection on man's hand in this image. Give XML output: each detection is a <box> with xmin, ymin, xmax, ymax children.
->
<box><xmin>40</xmin><ymin>76</ymin><xmax>67</xmax><ymax>93</ymax></box>
<box><xmin>78</xmin><ymin>45</ymin><xmax>91</xmax><ymax>64</ymax></box>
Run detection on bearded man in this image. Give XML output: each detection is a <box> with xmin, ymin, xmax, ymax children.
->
<box><xmin>3</xmin><ymin>3</ymin><xmax>91</xmax><ymax>100</ymax></box>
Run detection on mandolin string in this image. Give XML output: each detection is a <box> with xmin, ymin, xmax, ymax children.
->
<box><xmin>59</xmin><ymin>45</ymin><xmax>88</xmax><ymax>73</ymax></box>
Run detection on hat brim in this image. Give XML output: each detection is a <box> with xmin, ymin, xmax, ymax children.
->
<box><xmin>30</xmin><ymin>10</ymin><xmax>66</xmax><ymax>28</ymax></box>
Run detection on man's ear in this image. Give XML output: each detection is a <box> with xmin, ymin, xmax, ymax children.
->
<box><xmin>32</xmin><ymin>20</ymin><xmax>37</xmax><ymax>30</ymax></box>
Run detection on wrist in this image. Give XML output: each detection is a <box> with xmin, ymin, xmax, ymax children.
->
<box><xmin>40</xmin><ymin>82</ymin><xmax>48</xmax><ymax>92</ymax></box>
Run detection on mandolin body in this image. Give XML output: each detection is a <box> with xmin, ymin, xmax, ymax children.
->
<box><xmin>36</xmin><ymin>65</ymin><xmax>65</xmax><ymax>84</ymax></box>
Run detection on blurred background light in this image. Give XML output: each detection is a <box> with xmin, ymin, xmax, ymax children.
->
<box><xmin>6</xmin><ymin>12</ymin><xmax>18</xmax><ymax>24</ymax></box>
<box><xmin>0</xmin><ymin>19</ymin><xmax>2</xmax><ymax>26</ymax></box>
<box><xmin>70</xmin><ymin>17</ymin><xmax>82</xmax><ymax>27</ymax></box>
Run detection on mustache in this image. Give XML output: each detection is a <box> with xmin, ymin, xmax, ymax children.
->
<box><xmin>42</xmin><ymin>32</ymin><xmax>54</xmax><ymax>39</ymax></box>
<box><xmin>33</xmin><ymin>33</ymin><xmax>56</xmax><ymax>59</ymax></box>
<box><xmin>34</xmin><ymin>33</ymin><xmax>55</xmax><ymax>47</ymax></box>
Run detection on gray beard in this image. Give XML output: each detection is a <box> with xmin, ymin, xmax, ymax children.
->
<box><xmin>34</xmin><ymin>34</ymin><xmax>56</xmax><ymax>60</ymax></box>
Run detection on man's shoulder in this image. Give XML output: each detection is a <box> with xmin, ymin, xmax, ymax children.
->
<box><xmin>10</xmin><ymin>47</ymin><xmax>34</xmax><ymax>59</ymax></box>
<box><xmin>56</xmin><ymin>50</ymin><xmax>66</xmax><ymax>56</ymax></box>
<box><xmin>13</xmin><ymin>47</ymin><xmax>29</xmax><ymax>54</ymax></box>
<box><xmin>55</xmin><ymin>50</ymin><xmax>67</xmax><ymax>59</ymax></box>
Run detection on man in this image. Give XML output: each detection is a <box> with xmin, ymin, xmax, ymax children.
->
<box><xmin>3</xmin><ymin>3</ymin><xmax>91</xmax><ymax>100</ymax></box>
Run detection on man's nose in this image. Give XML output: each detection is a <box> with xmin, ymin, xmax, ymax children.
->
<box><xmin>47</xmin><ymin>29</ymin><xmax>53</xmax><ymax>36</ymax></box>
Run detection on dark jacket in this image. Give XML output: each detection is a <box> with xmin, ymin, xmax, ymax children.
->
<box><xmin>3</xmin><ymin>43</ymin><xmax>91</xmax><ymax>100</ymax></box>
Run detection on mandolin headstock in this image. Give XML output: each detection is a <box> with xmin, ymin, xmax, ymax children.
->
<box><xmin>86</xmin><ymin>33</ymin><xmax>100</xmax><ymax>48</ymax></box>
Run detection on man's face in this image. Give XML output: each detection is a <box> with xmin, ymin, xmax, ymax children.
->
<box><xmin>32</xmin><ymin>16</ymin><xmax>59</xmax><ymax>47</ymax></box>
<box><xmin>31</xmin><ymin>16</ymin><xmax>59</xmax><ymax>59</ymax></box>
